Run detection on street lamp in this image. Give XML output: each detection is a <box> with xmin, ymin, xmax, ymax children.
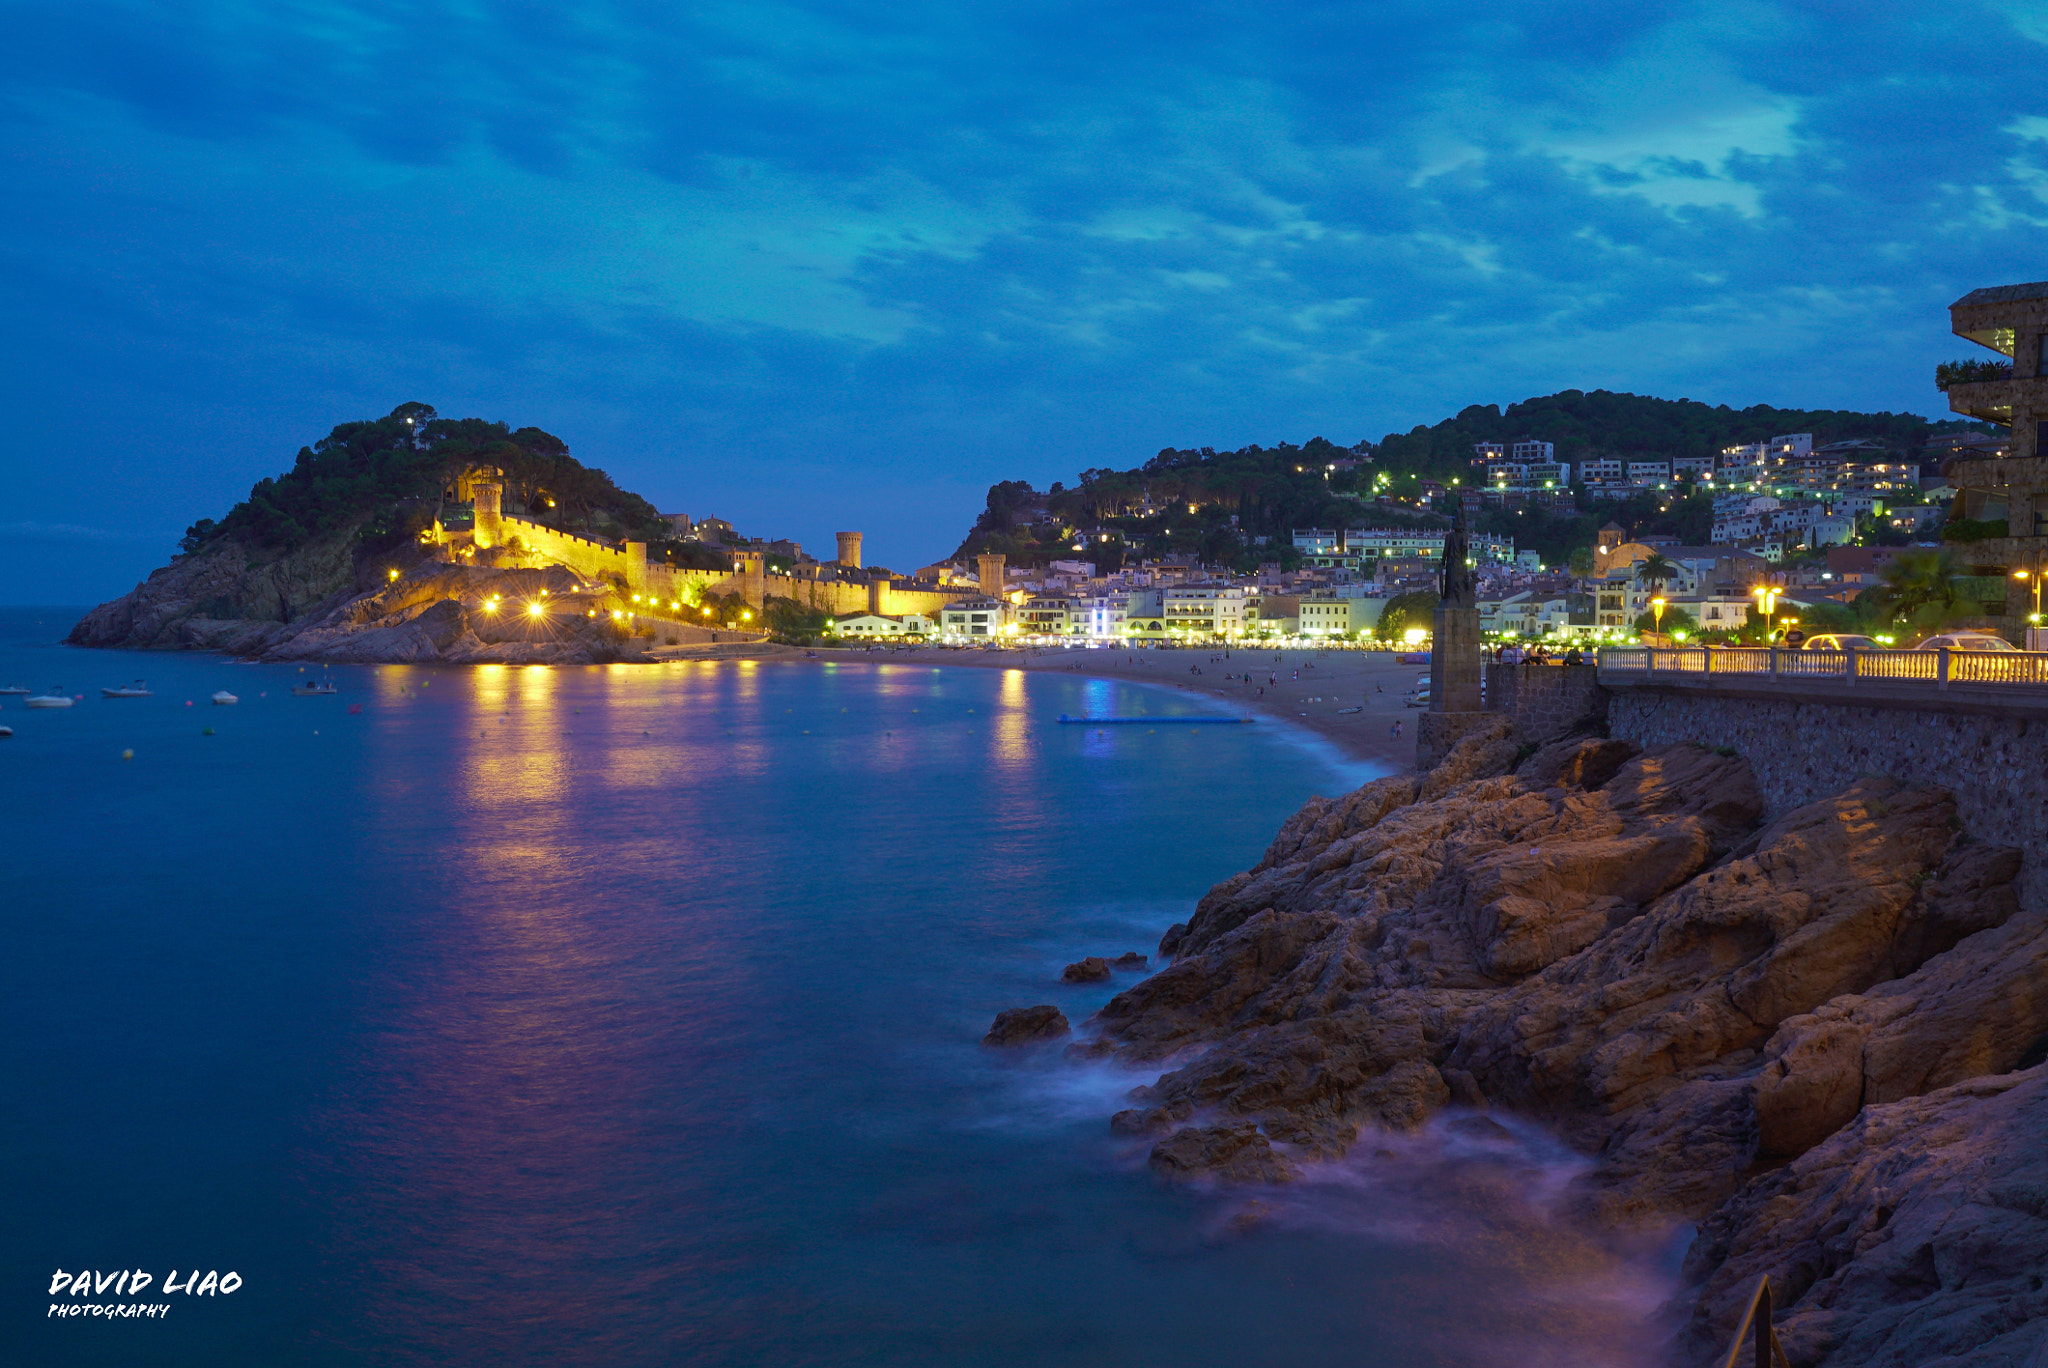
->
<box><xmin>2014</xmin><ymin>568</ymin><xmax>2042</xmax><ymax>622</ymax></box>
<box><xmin>1651</xmin><ymin>596</ymin><xmax>1667</xmax><ymax>636</ymax></box>
<box><xmin>1752</xmin><ymin>584</ymin><xmax>1780</xmax><ymax>640</ymax></box>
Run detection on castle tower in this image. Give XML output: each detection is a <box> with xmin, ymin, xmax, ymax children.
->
<box><xmin>473</xmin><ymin>480</ymin><xmax>503</xmax><ymax>549</ymax></box>
<box><xmin>977</xmin><ymin>553</ymin><xmax>1006</xmax><ymax>597</ymax></box>
<box><xmin>836</xmin><ymin>531</ymin><xmax>863</xmax><ymax>569</ymax></box>
<box><xmin>736</xmin><ymin>550</ymin><xmax>766</xmax><ymax>607</ymax></box>
<box><xmin>625</xmin><ymin>541</ymin><xmax>648</xmax><ymax>596</ymax></box>
<box><xmin>868</xmin><ymin>573</ymin><xmax>892</xmax><ymax>616</ymax></box>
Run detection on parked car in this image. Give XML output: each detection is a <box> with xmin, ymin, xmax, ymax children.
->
<box><xmin>1801</xmin><ymin>633</ymin><xmax>1882</xmax><ymax>652</ymax></box>
<box><xmin>1911</xmin><ymin>632</ymin><xmax>2017</xmax><ymax>652</ymax></box>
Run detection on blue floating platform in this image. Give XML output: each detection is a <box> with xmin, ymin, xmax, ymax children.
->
<box><xmin>1056</xmin><ymin>714</ymin><xmax>1252</xmax><ymax>725</ymax></box>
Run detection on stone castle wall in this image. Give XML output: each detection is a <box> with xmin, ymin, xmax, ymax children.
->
<box><xmin>472</xmin><ymin>482</ymin><xmax>964</xmax><ymax>619</ymax></box>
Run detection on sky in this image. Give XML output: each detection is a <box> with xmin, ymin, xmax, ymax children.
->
<box><xmin>4</xmin><ymin>1</ymin><xmax>2047</xmax><ymax>604</ymax></box>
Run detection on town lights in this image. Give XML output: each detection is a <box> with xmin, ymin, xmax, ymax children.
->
<box><xmin>387</xmin><ymin>568</ymin><xmax>399</xmax><ymax>581</ymax></box>
<box><xmin>527</xmin><ymin>602</ymin><xmax>545</xmax><ymax>618</ymax></box>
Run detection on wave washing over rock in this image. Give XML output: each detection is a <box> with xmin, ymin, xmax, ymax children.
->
<box><xmin>1050</xmin><ymin>718</ymin><xmax>2048</xmax><ymax>1365</ymax></box>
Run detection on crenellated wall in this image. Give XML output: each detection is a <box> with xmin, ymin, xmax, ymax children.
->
<box><xmin>469</xmin><ymin>481</ymin><xmax>968</xmax><ymax>620</ymax></box>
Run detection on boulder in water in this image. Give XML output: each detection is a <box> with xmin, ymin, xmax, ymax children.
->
<box><xmin>982</xmin><ymin>1005</ymin><xmax>1070</xmax><ymax>1047</ymax></box>
<box><xmin>1061</xmin><ymin>957</ymin><xmax>1111</xmax><ymax>983</ymax></box>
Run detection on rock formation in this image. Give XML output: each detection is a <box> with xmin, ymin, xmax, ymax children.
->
<box><xmin>983</xmin><ymin>1006</ymin><xmax>1070</xmax><ymax>1047</ymax></box>
<box><xmin>1083</xmin><ymin>724</ymin><xmax>2048</xmax><ymax>1364</ymax></box>
<box><xmin>71</xmin><ymin>537</ymin><xmax>654</xmax><ymax>665</ymax></box>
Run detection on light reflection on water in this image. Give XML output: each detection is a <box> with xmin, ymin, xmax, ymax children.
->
<box><xmin>0</xmin><ymin>618</ymin><xmax>1673</xmax><ymax>1368</ymax></box>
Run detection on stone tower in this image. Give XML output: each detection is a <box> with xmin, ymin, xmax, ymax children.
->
<box><xmin>836</xmin><ymin>531</ymin><xmax>863</xmax><ymax>569</ymax></box>
<box><xmin>1430</xmin><ymin>503</ymin><xmax>1482</xmax><ymax>713</ymax></box>
<box><xmin>473</xmin><ymin>479</ymin><xmax>503</xmax><ymax>549</ymax></box>
<box><xmin>735</xmin><ymin>550</ymin><xmax>767</xmax><ymax>607</ymax></box>
<box><xmin>977</xmin><ymin>553</ymin><xmax>1007</xmax><ymax>597</ymax></box>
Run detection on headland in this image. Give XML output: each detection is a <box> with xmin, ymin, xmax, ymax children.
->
<box><xmin>986</xmin><ymin>683</ymin><xmax>2048</xmax><ymax>1366</ymax></box>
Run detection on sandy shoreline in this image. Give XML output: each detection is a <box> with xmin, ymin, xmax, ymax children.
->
<box><xmin>820</xmin><ymin>642</ymin><xmax>1429</xmax><ymax>772</ymax></box>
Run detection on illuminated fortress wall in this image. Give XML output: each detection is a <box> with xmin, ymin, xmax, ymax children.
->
<box><xmin>473</xmin><ymin>482</ymin><xmax>965</xmax><ymax>619</ymax></box>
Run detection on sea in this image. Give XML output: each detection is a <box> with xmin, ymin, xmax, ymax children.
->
<box><xmin>1</xmin><ymin>606</ymin><xmax>1680</xmax><ymax>1367</ymax></box>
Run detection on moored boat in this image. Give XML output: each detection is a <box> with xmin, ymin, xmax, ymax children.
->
<box><xmin>25</xmin><ymin>689</ymin><xmax>73</xmax><ymax>709</ymax></box>
<box><xmin>291</xmin><ymin>681</ymin><xmax>339</xmax><ymax>696</ymax></box>
<box><xmin>0</xmin><ymin>684</ymin><xmax>28</xmax><ymax>695</ymax></box>
<box><xmin>101</xmin><ymin>680</ymin><xmax>152</xmax><ymax>698</ymax></box>
<box><xmin>211</xmin><ymin>690</ymin><xmax>239</xmax><ymax>706</ymax></box>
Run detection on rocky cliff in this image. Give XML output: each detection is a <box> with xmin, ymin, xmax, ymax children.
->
<box><xmin>70</xmin><ymin>538</ymin><xmax>647</xmax><ymax>665</ymax></box>
<box><xmin>1077</xmin><ymin>717</ymin><xmax>2048</xmax><ymax>1365</ymax></box>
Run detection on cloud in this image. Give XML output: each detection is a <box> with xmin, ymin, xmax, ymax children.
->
<box><xmin>1</xmin><ymin>0</ymin><xmax>2045</xmax><ymax>602</ymax></box>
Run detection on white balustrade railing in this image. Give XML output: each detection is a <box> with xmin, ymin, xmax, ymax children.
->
<box><xmin>1597</xmin><ymin>645</ymin><xmax>2048</xmax><ymax>690</ymax></box>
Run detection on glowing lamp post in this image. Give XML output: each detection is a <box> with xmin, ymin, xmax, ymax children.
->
<box><xmin>1752</xmin><ymin>584</ymin><xmax>1780</xmax><ymax>640</ymax></box>
<box><xmin>1650</xmin><ymin>596</ymin><xmax>1667</xmax><ymax>637</ymax></box>
<box><xmin>2015</xmin><ymin>568</ymin><xmax>2043</xmax><ymax>623</ymax></box>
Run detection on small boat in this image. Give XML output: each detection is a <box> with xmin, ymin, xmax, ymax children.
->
<box><xmin>101</xmin><ymin>680</ymin><xmax>152</xmax><ymax>698</ymax></box>
<box><xmin>0</xmin><ymin>684</ymin><xmax>28</xmax><ymax>695</ymax></box>
<box><xmin>25</xmin><ymin>689</ymin><xmax>73</xmax><ymax>709</ymax></box>
<box><xmin>0</xmin><ymin>725</ymin><xmax>11</xmax><ymax>736</ymax></box>
<box><xmin>291</xmin><ymin>681</ymin><xmax>339</xmax><ymax>696</ymax></box>
<box><xmin>211</xmin><ymin>690</ymin><xmax>239</xmax><ymax>706</ymax></box>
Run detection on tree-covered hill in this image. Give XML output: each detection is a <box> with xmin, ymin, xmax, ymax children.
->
<box><xmin>181</xmin><ymin>402</ymin><xmax>667</xmax><ymax>558</ymax></box>
<box><xmin>1373</xmin><ymin>389</ymin><xmax>1991</xmax><ymax>480</ymax></box>
<box><xmin>951</xmin><ymin>390</ymin><xmax>1994</xmax><ymax>570</ymax></box>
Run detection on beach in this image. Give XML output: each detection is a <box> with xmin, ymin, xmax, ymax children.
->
<box><xmin>846</xmin><ymin>642</ymin><xmax>1432</xmax><ymax>770</ymax></box>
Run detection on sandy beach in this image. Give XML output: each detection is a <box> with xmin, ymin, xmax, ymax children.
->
<box><xmin>835</xmin><ymin>642</ymin><xmax>1432</xmax><ymax>771</ymax></box>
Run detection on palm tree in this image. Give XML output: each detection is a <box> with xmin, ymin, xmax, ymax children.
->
<box><xmin>1869</xmin><ymin>549</ymin><xmax>1963</xmax><ymax>629</ymax></box>
<box><xmin>1634</xmin><ymin>551</ymin><xmax>1680</xmax><ymax>590</ymax></box>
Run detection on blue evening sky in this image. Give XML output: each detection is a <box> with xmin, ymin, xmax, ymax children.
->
<box><xmin>4</xmin><ymin>1</ymin><xmax>2046</xmax><ymax>603</ymax></box>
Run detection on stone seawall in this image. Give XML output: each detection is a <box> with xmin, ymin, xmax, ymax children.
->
<box><xmin>1482</xmin><ymin>662</ymin><xmax>1609</xmax><ymax>745</ymax></box>
<box><xmin>1608</xmin><ymin>690</ymin><xmax>2048</xmax><ymax>910</ymax></box>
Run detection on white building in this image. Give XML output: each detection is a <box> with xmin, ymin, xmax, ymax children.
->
<box><xmin>1297</xmin><ymin>596</ymin><xmax>1385</xmax><ymax>637</ymax></box>
<box><xmin>1511</xmin><ymin>439</ymin><xmax>1556</xmax><ymax>463</ymax></box>
<box><xmin>1162</xmin><ymin>585</ymin><xmax>1249</xmax><ymax>637</ymax></box>
<box><xmin>1627</xmin><ymin>460</ymin><xmax>1672</xmax><ymax>484</ymax></box>
<box><xmin>1017</xmin><ymin>594</ymin><xmax>1079</xmax><ymax>635</ymax></box>
<box><xmin>1580</xmin><ymin>458</ymin><xmax>1624</xmax><ymax>484</ymax></box>
<box><xmin>832</xmin><ymin>613</ymin><xmax>934</xmax><ymax>638</ymax></box>
<box><xmin>938</xmin><ymin>597</ymin><xmax>1009</xmax><ymax>637</ymax></box>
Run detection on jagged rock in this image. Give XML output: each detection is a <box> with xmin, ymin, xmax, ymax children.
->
<box><xmin>1111</xmin><ymin>952</ymin><xmax>1148</xmax><ymax>971</ymax></box>
<box><xmin>1516</xmin><ymin>736</ymin><xmax>1639</xmax><ymax>792</ymax></box>
<box><xmin>1416</xmin><ymin>715</ymin><xmax>1519</xmax><ymax>801</ymax></box>
<box><xmin>1753</xmin><ymin>844</ymin><xmax>2033</xmax><ymax>1159</ymax></box>
<box><xmin>1082</xmin><ymin>732</ymin><xmax>2037</xmax><ymax>1352</ymax></box>
<box><xmin>1061</xmin><ymin>957</ymin><xmax>1111</xmax><ymax>983</ymax></box>
<box><xmin>1147</xmin><ymin>1124</ymin><xmax>1297</xmax><ymax>1183</ymax></box>
<box><xmin>982</xmin><ymin>1005</ymin><xmax>1069</xmax><ymax>1047</ymax></box>
<box><xmin>1679</xmin><ymin>1067</ymin><xmax>2048</xmax><ymax>1368</ymax></box>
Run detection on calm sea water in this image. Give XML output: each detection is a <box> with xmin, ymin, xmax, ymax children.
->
<box><xmin>2</xmin><ymin>608</ymin><xmax>1677</xmax><ymax>1367</ymax></box>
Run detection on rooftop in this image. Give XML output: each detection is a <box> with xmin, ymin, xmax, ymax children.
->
<box><xmin>1952</xmin><ymin>281</ymin><xmax>2048</xmax><ymax>309</ymax></box>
